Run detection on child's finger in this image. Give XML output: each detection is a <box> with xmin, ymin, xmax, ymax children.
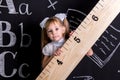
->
<box><xmin>54</xmin><ymin>48</ymin><xmax>62</xmax><ymax>56</ymax></box>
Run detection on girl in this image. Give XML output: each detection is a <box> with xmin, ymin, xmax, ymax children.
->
<box><xmin>41</xmin><ymin>16</ymin><xmax>69</xmax><ymax>68</ymax></box>
<box><xmin>40</xmin><ymin>14</ymin><xmax>93</xmax><ymax>69</ymax></box>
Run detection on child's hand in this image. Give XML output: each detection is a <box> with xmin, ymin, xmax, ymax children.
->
<box><xmin>53</xmin><ymin>48</ymin><xmax>62</xmax><ymax>56</ymax></box>
<box><xmin>86</xmin><ymin>48</ymin><xmax>93</xmax><ymax>56</ymax></box>
<box><xmin>69</xmin><ymin>30</ymin><xmax>75</xmax><ymax>36</ymax></box>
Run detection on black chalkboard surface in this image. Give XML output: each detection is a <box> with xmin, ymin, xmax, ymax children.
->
<box><xmin>0</xmin><ymin>0</ymin><xmax>41</xmax><ymax>79</ymax></box>
<box><xmin>0</xmin><ymin>0</ymin><xmax>120</xmax><ymax>80</ymax></box>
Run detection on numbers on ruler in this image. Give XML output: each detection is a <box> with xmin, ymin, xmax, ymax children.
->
<box><xmin>74</xmin><ymin>36</ymin><xmax>80</xmax><ymax>43</ymax></box>
<box><xmin>92</xmin><ymin>15</ymin><xmax>99</xmax><ymax>21</ymax></box>
<box><xmin>57</xmin><ymin>59</ymin><xmax>63</xmax><ymax>65</ymax></box>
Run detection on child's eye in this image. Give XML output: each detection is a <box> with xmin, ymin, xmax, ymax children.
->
<box><xmin>47</xmin><ymin>30</ymin><xmax>52</xmax><ymax>33</ymax></box>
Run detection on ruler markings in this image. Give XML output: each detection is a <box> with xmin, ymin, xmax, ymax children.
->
<box><xmin>36</xmin><ymin>0</ymin><xmax>120</xmax><ymax>80</ymax></box>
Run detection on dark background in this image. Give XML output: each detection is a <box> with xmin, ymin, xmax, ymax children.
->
<box><xmin>0</xmin><ymin>0</ymin><xmax>120</xmax><ymax>80</ymax></box>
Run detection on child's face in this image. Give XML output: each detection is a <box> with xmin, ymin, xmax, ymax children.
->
<box><xmin>46</xmin><ymin>22</ymin><xmax>65</xmax><ymax>42</ymax></box>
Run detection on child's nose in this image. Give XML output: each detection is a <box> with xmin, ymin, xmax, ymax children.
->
<box><xmin>52</xmin><ymin>30</ymin><xmax>56</xmax><ymax>35</ymax></box>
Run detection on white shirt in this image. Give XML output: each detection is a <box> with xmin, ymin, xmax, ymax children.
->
<box><xmin>42</xmin><ymin>38</ymin><xmax>65</xmax><ymax>56</ymax></box>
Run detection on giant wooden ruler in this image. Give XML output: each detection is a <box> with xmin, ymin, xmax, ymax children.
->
<box><xmin>36</xmin><ymin>0</ymin><xmax>120</xmax><ymax>80</ymax></box>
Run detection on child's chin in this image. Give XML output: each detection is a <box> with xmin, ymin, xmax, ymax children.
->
<box><xmin>53</xmin><ymin>39</ymin><xmax>60</xmax><ymax>42</ymax></box>
<box><xmin>54</xmin><ymin>40</ymin><xmax>59</xmax><ymax>42</ymax></box>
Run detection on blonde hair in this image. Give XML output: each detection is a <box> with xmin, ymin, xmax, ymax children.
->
<box><xmin>41</xmin><ymin>16</ymin><xmax>69</xmax><ymax>48</ymax></box>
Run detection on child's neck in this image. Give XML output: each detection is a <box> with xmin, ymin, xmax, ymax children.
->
<box><xmin>53</xmin><ymin>37</ymin><xmax>65</xmax><ymax>43</ymax></box>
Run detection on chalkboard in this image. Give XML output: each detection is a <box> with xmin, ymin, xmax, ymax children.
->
<box><xmin>0</xmin><ymin>0</ymin><xmax>120</xmax><ymax>80</ymax></box>
<box><xmin>0</xmin><ymin>0</ymin><xmax>41</xmax><ymax>80</ymax></box>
